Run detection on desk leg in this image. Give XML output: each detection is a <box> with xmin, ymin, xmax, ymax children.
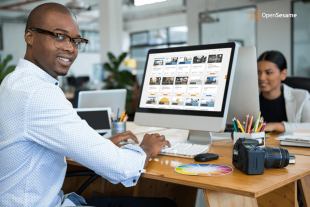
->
<box><xmin>299</xmin><ymin>175</ymin><xmax>310</xmax><ymax>207</ymax></box>
<box><xmin>202</xmin><ymin>189</ymin><xmax>258</xmax><ymax>207</ymax></box>
<box><xmin>257</xmin><ymin>181</ymin><xmax>297</xmax><ymax>207</ymax></box>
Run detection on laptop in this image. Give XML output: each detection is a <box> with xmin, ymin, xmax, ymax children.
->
<box><xmin>78</xmin><ymin>89</ymin><xmax>127</xmax><ymax>115</ymax></box>
<box><xmin>75</xmin><ymin>107</ymin><xmax>112</xmax><ymax>138</ymax></box>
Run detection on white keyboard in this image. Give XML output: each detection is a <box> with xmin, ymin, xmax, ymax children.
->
<box><xmin>159</xmin><ymin>142</ymin><xmax>210</xmax><ymax>158</ymax></box>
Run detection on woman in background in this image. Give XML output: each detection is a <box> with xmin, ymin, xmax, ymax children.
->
<box><xmin>257</xmin><ymin>50</ymin><xmax>310</xmax><ymax>132</ymax></box>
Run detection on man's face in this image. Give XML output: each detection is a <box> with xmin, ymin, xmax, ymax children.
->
<box><xmin>31</xmin><ymin>12</ymin><xmax>79</xmax><ymax>78</ymax></box>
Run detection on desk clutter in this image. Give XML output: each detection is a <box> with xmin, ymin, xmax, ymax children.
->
<box><xmin>276</xmin><ymin>130</ymin><xmax>310</xmax><ymax>147</ymax></box>
<box><xmin>232</xmin><ymin>112</ymin><xmax>266</xmax><ymax>146</ymax></box>
<box><xmin>111</xmin><ymin>109</ymin><xmax>128</xmax><ymax>135</ymax></box>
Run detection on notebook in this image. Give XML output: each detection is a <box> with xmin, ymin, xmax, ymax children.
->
<box><xmin>276</xmin><ymin>131</ymin><xmax>310</xmax><ymax>147</ymax></box>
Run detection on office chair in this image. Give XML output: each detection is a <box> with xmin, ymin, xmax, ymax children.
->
<box><xmin>65</xmin><ymin>170</ymin><xmax>100</xmax><ymax>195</ymax></box>
<box><xmin>283</xmin><ymin>76</ymin><xmax>310</xmax><ymax>93</ymax></box>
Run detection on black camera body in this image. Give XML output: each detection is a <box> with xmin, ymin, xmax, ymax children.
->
<box><xmin>232</xmin><ymin>138</ymin><xmax>295</xmax><ymax>175</ymax></box>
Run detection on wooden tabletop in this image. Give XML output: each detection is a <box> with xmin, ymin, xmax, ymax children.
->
<box><xmin>66</xmin><ymin>122</ymin><xmax>310</xmax><ymax>198</ymax></box>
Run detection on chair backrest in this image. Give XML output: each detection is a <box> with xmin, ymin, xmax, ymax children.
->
<box><xmin>283</xmin><ymin>76</ymin><xmax>310</xmax><ymax>93</ymax></box>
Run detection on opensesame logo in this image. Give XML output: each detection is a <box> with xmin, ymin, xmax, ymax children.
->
<box><xmin>250</xmin><ymin>10</ymin><xmax>297</xmax><ymax>20</ymax></box>
<box><xmin>250</xmin><ymin>10</ymin><xmax>261</xmax><ymax>20</ymax></box>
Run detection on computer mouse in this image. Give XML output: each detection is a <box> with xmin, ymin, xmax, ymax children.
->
<box><xmin>194</xmin><ymin>153</ymin><xmax>219</xmax><ymax>162</ymax></box>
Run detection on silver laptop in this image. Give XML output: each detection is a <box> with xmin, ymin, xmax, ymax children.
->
<box><xmin>75</xmin><ymin>107</ymin><xmax>112</xmax><ymax>138</ymax></box>
<box><xmin>78</xmin><ymin>89</ymin><xmax>127</xmax><ymax>116</ymax></box>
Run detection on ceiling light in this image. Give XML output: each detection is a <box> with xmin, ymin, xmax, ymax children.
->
<box><xmin>199</xmin><ymin>10</ymin><xmax>219</xmax><ymax>23</ymax></box>
<box><xmin>134</xmin><ymin>0</ymin><xmax>167</xmax><ymax>6</ymax></box>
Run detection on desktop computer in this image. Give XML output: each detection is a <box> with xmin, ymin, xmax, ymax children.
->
<box><xmin>134</xmin><ymin>42</ymin><xmax>239</xmax><ymax>154</ymax></box>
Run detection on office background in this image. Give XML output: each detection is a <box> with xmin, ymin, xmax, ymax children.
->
<box><xmin>0</xmin><ymin>0</ymin><xmax>309</xmax><ymax>109</ymax></box>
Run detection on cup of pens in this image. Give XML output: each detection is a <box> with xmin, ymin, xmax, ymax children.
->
<box><xmin>111</xmin><ymin>109</ymin><xmax>128</xmax><ymax>136</ymax></box>
<box><xmin>232</xmin><ymin>112</ymin><xmax>266</xmax><ymax>146</ymax></box>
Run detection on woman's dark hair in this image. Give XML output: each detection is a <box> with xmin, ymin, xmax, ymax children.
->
<box><xmin>257</xmin><ymin>50</ymin><xmax>287</xmax><ymax>71</ymax></box>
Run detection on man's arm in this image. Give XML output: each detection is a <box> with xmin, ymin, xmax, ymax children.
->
<box><xmin>25</xmin><ymin>86</ymin><xmax>147</xmax><ymax>186</ymax></box>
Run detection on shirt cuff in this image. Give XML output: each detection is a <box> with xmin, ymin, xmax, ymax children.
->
<box><xmin>120</xmin><ymin>144</ymin><xmax>146</xmax><ymax>187</ymax></box>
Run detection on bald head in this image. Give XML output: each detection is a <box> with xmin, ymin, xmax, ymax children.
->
<box><xmin>25</xmin><ymin>3</ymin><xmax>76</xmax><ymax>32</ymax></box>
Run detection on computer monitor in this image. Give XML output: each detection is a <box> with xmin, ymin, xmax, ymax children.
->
<box><xmin>134</xmin><ymin>42</ymin><xmax>239</xmax><ymax>145</ymax></box>
<box><xmin>226</xmin><ymin>46</ymin><xmax>260</xmax><ymax>127</ymax></box>
<box><xmin>78</xmin><ymin>89</ymin><xmax>126</xmax><ymax>115</ymax></box>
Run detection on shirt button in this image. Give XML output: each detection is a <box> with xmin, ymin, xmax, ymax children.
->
<box><xmin>55</xmin><ymin>82</ymin><xmax>58</xmax><ymax>85</ymax></box>
<box><xmin>139</xmin><ymin>170</ymin><xmax>141</xmax><ymax>173</ymax></box>
<box><xmin>133</xmin><ymin>179</ymin><xmax>136</xmax><ymax>183</ymax></box>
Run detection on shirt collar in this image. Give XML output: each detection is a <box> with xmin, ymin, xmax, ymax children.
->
<box><xmin>16</xmin><ymin>59</ymin><xmax>59</xmax><ymax>86</ymax></box>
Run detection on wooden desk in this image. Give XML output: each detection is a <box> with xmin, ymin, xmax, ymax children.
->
<box><xmin>66</xmin><ymin>123</ymin><xmax>310</xmax><ymax>207</ymax></box>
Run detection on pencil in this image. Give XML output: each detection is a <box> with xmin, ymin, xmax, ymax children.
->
<box><xmin>248</xmin><ymin>116</ymin><xmax>253</xmax><ymax>133</ymax></box>
<box><xmin>237</xmin><ymin>119</ymin><xmax>245</xmax><ymax>133</ymax></box>
<box><xmin>253</xmin><ymin>112</ymin><xmax>261</xmax><ymax>133</ymax></box>
<box><xmin>117</xmin><ymin>108</ymin><xmax>120</xmax><ymax>122</ymax></box>
<box><xmin>120</xmin><ymin>110</ymin><xmax>126</xmax><ymax>122</ymax></box>
<box><xmin>261</xmin><ymin>122</ymin><xmax>266</xmax><ymax>132</ymax></box>
<box><xmin>243</xmin><ymin>121</ymin><xmax>245</xmax><ymax>131</ymax></box>
<box><xmin>256</xmin><ymin>124</ymin><xmax>263</xmax><ymax>133</ymax></box>
<box><xmin>232</xmin><ymin>118</ymin><xmax>238</xmax><ymax>132</ymax></box>
<box><xmin>244</xmin><ymin>114</ymin><xmax>249</xmax><ymax>133</ymax></box>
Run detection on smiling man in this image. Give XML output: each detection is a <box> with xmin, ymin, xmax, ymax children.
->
<box><xmin>0</xmin><ymin>3</ymin><xmax>177</xmax><ymax>207</ymax></box>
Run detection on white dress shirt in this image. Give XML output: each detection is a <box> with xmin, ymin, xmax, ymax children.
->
<box><xmin>0</xmin><ymin>59</ymin><xmax>146</xmax><ymax>206</ymax></box>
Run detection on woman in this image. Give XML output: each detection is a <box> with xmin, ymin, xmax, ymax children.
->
<box><xmin>258</xmin><ymin>50</ymin><xmax>310</xmax><ymax>132</ymax></box>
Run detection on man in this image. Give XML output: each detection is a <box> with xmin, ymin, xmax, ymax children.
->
<box><xmin>0</xmin><ymin>3</ymin><xmax>177</xmax><ymax>207</ymax></box>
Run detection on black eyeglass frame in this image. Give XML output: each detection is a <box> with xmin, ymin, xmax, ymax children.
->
<box><xmin>30</xmin><ymin>27</ymin><xmax>89</xmax><ymax>50</ymax></box>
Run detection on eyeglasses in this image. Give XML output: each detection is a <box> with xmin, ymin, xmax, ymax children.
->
<box><xmin>30</xmin><ymin>28</ymin><xmax>88</xmax><ymax>52</ymax></box>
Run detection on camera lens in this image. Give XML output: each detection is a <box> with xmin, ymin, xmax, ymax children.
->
<box><xmin>261</xmin><ymin>147</ymin><xmax>290</xmax><ymax>168</ymax></box>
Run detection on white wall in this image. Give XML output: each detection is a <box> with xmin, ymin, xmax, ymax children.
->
<box><xmin>0</xmin><ymin>23</ymin><xmax>100</xmax><ymax>83</ymax></box>
<box><xmin>187</xmin><ymin>0</ymin><xmax>292</xmax><ymax>75</ymax></box>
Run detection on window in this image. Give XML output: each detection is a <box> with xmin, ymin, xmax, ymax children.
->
<box><xmin>200</xmin><ymin>6</ymin><xmax>256</xmax><ymax>48</ymax></box>
<box><xmin>80</xmin><ymin>30</ymin><xmax>100</xmax><ymax>53</ymax></box>
<box><xmin>130</xmin><ymin>26</ymin><xmax>188</xmax><ymax>85</ymax></box>
<box><xmin>292</xmin><ymin>1</ymin><xmax>310</xmax><ymax>76</ymax></box>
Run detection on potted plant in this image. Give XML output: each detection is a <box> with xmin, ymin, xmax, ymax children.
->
<box><xmin>0</xmin><ymin>55</ymin><xmax>16</xmax><ymax>84</ymax></box>
<box><xmin>103</xmin><ymin>52</ymin><xmax>135</xmax><ymax>113</ymax></box>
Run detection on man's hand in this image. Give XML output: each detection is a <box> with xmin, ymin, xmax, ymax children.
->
<box><xmin>108</xmin><ymin>131</ymin><xmax>139</xmax><ymax>147</ymax></box>
<box><xmin>139</xmin><ymin>133</ymin><xmax>171</xmax><ymax>168</ymax></box>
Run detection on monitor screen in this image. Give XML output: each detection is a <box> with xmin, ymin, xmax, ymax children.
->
<box><xmin>137</xmin><ymin>44</ymin><xmax>235</xmax><ymax>117</ymax></box>
<box><xmin>77</xmin><ymin>111</ymin><xmax>110</xmax><ymax>130</ymax></box>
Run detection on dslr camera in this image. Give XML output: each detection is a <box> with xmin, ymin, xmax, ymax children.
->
<box><xmin>232</xmin><ymin>138</ymin><xmax>295</xmax><ymax>175</ymax></box>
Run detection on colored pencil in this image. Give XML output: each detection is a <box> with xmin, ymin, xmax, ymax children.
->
<box><xmin>120</xmin><ymin>110</ymin><xmax>126</xmax><ymax>122</ymax></box>
<box><xmin>117</xmin><ymin>108</ymin><xmax>120</xmax><ymax>122</ymax></box>
<box><xmin>248</xmin><ymin>116</ymin><xmax>253</xmax><ymax>133</ymax></box>
<box><xmin>237</xmin><ymin>119</ymin><xmax>245</xmax><ymax>133</ymax></box>
<box><xmin>232</xmin><ymin>118</ymin><xmax>238</xmax><ymax>132</ymax></box>
<box><xmin>256</xmin><ymin>124</ymin><xmax>263</xmax><ymax>133</ymax></box>
<box><xmin>244</xmin><ymin>114</ymin><xmax>249</xmax><ymax>133</ymax></box>
<box><xmin>261</xmin><ymin>122</ymin><xmax>266</xmax><ymax>132</ymax></box>
<box><xmin>253</xmin><ymin>112</ymin><xmax>261</xmax><ymax>133</ymax></box>
<box><xmin>243</xmin><ymin>121</ymin><xmax>245</xmax><ymax>131</ymax></box>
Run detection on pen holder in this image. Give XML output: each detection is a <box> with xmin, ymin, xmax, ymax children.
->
<box><xmin>112</xmin><ymin>122</ymin><xmax>126</xmax><ymax>136</ymax></box>
<box><xmin>233</xmin><ymin>131</ymin><xmax>266</xmax><ymax>146</ymax></box>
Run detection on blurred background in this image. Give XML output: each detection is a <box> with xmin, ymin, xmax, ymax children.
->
<box><xmin>0</xmin><ymin>0</ymin><xmax>309</xmax><ymax>115</ymax></box>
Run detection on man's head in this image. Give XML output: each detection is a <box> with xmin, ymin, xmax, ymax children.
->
<box><xmin>24</xmin><ymin>3</ymin><xmax>81</xmax><ymax>79</ymax></box>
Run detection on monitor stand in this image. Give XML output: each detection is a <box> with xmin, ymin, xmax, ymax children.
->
<box><xmin>187</xmin><ymin>130</ymin><xmax>213</xmax><ymax>145</ymax></box>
